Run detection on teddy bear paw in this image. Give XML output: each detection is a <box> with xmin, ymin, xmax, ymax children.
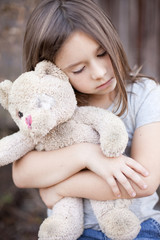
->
<box><xmin>38</xmin><ymin>215</ymin><xmax>83</xmax><ymax>240</ymax></box>
<box><xmin>101</xmin><ymin>143</ymin><xmax>126</xmax><ymax>158</ymax></box>
<box><xmin>99</xmin><ymin>208</ymin><xmax>141</xmax><ymax>240</ymax></box>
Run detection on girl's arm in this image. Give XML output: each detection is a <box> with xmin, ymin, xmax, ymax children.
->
<box><xmin>12</xmin><ymin>142</ymin><xmax>146</xmax><ymax>194</ymax></box>
<box><xmin>86</xmin><ymin>122</ymin><xmax>160</xmax><ymax>196</ymax></box>
<box><xmin>12</xmin><ymin>144</ymin><xmax>86</xmax><ymax>188</ymax></box>
<box><xmin>131</xmin><ymin>122</ymin><xmax>160</xmax><ymax>191</ymax></box>
<box><xmin>39</xmin><ymin>122</ymin><xmax>160</xmax><ymax>208</ymax></box>
<box><xmin>13</xmin><ymin>122</ymin><xmax>159</xmax><ymax>198</ymax></box>
<box><xmin>39</xmin><ymin>169</ymin><xmax>149</xmax><ymax>209</ymax></box>
<box><xmin>12</xmin><ymin>140</ymin><xmax>148</xmax><ymax>195</ymax></box>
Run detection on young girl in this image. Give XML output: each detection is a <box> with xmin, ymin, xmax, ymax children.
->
<box><xmin>12</xmin><ymin>0</ymin><xmax>160</xmax><ymax>239</ymax></box>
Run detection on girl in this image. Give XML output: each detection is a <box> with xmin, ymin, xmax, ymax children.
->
<box><xmin>12</xmin><ymin>0</ymin><xmax>160</xmax><ymax>239</ymax></box>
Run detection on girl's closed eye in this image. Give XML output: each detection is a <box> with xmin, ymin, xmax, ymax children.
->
<box><xmin>97</xmin><ymin>50</ymin><xmax>107</xmax><ymax>57</ymax></box>
<box><xmin>72</xmin><ymin>66</ymin><xmax>85</xmax><ymax>74</ymax></box>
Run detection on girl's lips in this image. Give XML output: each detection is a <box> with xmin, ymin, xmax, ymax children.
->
<box><xmin>97</xmin><ymin>77</ymin><xmax>113</xmax><ymax>89</ymax></box>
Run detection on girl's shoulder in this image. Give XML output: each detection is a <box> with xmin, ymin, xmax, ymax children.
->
<box><xmin>126</xmin><ymin>78</ymin><xmax>160</xmax><ymax>106</ymax></box>
<box><xmin>125</xmin><ymin>78</ymin><xmax>160</xmax><ymax>129</ymax></box>
<box><xmin>126</xmin><ymin>77</ymin><xmax>159</xmax><ymax>97</ymax></box>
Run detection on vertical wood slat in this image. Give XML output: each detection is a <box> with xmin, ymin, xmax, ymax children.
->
<box><xmin>139</xmin><ymin>0</ymin><xmax>160</xmax><ymax>79</ymax></box>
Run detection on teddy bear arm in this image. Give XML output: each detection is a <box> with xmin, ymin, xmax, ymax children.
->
<box><xmin>74</xmin><ymin>106</ymin><xmax>128</xmax><ymax>157</ymax></box>
<box><xmin>0</xmin><ymin>131</ymin><xmax>34</xmax><ymax>166</ymax></box>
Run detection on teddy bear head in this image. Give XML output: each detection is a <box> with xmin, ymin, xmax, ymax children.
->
<box><xmin>0</xmin><ymin>61</ymin><xmax>77</xmax><ymax>141</ymax></box>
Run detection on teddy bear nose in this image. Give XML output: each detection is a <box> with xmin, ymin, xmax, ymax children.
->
<box><xmin>25</xmin><ymin>115</ymin><xmax>32</xmax><ymax>129</ymax></box>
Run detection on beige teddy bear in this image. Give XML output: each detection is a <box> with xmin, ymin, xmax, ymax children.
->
<box><xmin>0</xmin><ymin>61</ymin><xmax>141</xmax><ymax>240</ymax></box>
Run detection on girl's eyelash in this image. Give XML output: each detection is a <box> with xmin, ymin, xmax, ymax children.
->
<box><xmin>73</xmin><ymin>66</ymin><xmax>85</xmax><ymax>74</ymax></box>
<box><xmin>97</xmin><ymin>51</ymin><xmax>107</xmax><ymax>57</ymax></box>
<box><xmin>72</xmin><ymin>51</ymin><xmax>107</xmax><ymax>74</ymax></box>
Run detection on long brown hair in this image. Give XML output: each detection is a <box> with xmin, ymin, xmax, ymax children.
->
<box><xmin>23</xmin><ymin>0</ymin><xmax>143</xmax><ymax>115</ymax></box>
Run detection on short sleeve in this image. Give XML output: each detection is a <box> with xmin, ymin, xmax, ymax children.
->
<box><xmin>134</xmin><ymin>80</ymin><xmax>160</xmax><ymax>129</ymax></box>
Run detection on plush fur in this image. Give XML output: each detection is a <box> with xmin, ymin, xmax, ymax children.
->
<box><xmin>0</xmin><ymin>61</ymin><xmax>141</xmax><ymax>240</ymax></box>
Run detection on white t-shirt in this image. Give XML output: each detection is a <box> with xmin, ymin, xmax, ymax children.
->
<box><xmin>84</xmin><ymin>78</ymin><xmax>160</xmax><ymax>229</ymax></box>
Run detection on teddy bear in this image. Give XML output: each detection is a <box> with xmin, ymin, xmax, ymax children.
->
<box><xmin>0</xmin><ymin>60</ymin><xmax>141</xmax><ymax>240</ymax></box>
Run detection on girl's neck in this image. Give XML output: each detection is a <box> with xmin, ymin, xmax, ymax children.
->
<box><xmin>88</xmin><ymin>91</ymin><xmax>116</xmax><ymax>109</ymax></box>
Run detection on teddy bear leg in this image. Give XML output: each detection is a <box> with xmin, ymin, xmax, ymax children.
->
<box><xmin>38</xmin><ymin>197</ymin><xmax>84</xmax><ymax>240</ymax></box>
<box><xmin>90</xmin><ymin>199</ymin><xmax>141</xmax><ymax>240</ymax></box>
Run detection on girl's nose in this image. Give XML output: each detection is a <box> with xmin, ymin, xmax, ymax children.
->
<box><xmin>91</xmin><ymin>61</ymin><xmax>106</xmax><ymax>80</ymax></box>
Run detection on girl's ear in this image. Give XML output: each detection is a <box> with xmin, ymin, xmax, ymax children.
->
<box><xmin>35</xmin><ymin>60</ymin><xmax>69</xmax><ymax>81</ymax></box>
<box><xmin>0</xmin><ymin>80</ymin><xmax>12</xmax><ymax>110</ymax></box>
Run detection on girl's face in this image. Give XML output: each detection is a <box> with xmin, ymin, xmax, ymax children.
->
<box><xmin>55</xmin><ymin>31</ymin><xmax>117</xmax><ymax>107</ymax></box>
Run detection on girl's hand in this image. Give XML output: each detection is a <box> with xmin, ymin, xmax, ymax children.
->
<box><xmin>84</xmin><ymin>144</ymin><xmax>149</xmax><ymax>198</ymax></box>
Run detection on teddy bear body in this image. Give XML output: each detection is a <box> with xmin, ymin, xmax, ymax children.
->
<box><xmin>36</xmin><ymin>109</ymin><xmax>99</xmax><ymax>151</ymax></box>
<box><xmin>0</xmin><ymin>61</ymin><xmax>141</xmax><ymax>240</ymax></box>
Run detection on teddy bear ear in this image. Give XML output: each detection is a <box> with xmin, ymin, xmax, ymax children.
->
<box><xmin>35</xmin><ymin>60</ymin><xmax>69</xmax><ymax>81</ymax></box>
<box><xmin>0</xmin><ymin>80</ymin><xmax>12</xmax><ymax>109</ymax></box>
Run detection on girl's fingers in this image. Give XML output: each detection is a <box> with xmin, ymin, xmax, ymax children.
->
<box><xmin>106</xmin><ymin>176</ymin><xmax>121</xmax><ymax>198</ymax></box>
<box><xmin>114</xmin><ymin>172</ymin><xmax>136</xmax><ymax>197</ymax></box>
<box><xmin>95</xmin><ymin>155</ymin><xmax>149</xmax><ymax>198</ymax></box>
<box><xmin>122</xmin><ymin>166</ymin><xmax>148</xmax><ymax>190</ymax></box>
<box><xmin>126</xmin><ymin>158</ymin><xmax>149</xmax><ymax>177</ymax></box>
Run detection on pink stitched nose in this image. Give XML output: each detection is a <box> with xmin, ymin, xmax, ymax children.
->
<box><xmin>25</xmin><ymin>115</ymin><xmax>32</xmax><ymax>129</ymax></box>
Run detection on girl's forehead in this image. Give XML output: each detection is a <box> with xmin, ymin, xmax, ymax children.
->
<box><xmin>55</xmin><ymin>31</ymin><xmax>101</xmax><ymax>67</ymax></box>
<box><xmin>59</xmin><ymin>31</ymin><xmax>98</xmax><ymax>51</ymax></box>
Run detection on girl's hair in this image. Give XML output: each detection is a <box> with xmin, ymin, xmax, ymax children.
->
<box><xmin>23</xmin><ymin>0</ymin><xmax>144</xmax><ymax>115</ymax></box>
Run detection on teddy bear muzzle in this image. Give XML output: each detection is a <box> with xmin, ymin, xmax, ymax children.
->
<box><xmin>25</xmin><ymin>115</ymin><xmax>32</xmax><ymax>129</ymax></box>
<box><xmin>21</xmin><ymin>110</ymin><xmax>57</xmax><ymax>141</ymax></box>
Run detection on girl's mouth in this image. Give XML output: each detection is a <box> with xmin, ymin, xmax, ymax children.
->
<box><xmin>97</xmin><ymin>77</ymin><xmax>113</xmax><ymax>89</ymax></box>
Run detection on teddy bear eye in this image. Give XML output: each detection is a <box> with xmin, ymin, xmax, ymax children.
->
<box><xmin>18</xmin><ymin>111</ymin><xmax>23</xmax><ymax>118</ymax></box>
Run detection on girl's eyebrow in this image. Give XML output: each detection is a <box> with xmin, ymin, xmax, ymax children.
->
<box><xmin>64</xmin><ymin>61</ymin><xmax>84</xmax><ymax>71</ymax></box>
